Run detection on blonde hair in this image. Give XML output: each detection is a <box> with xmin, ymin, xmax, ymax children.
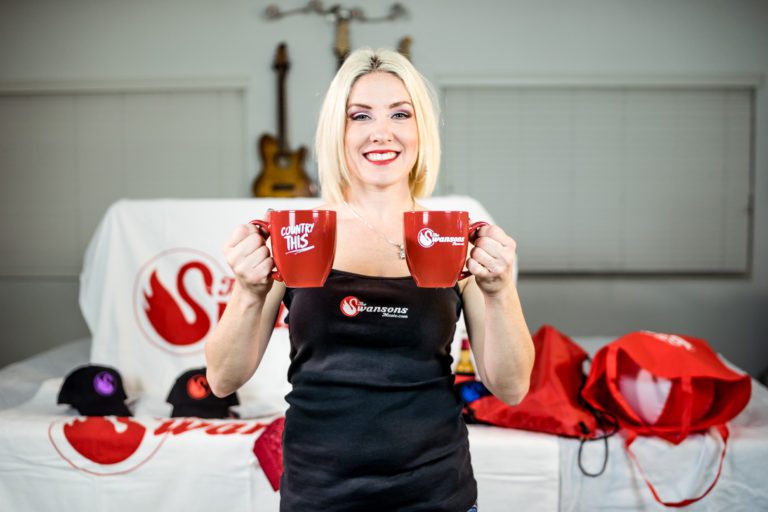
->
<box><xmin>315</xmin><ymin>47</ymin><xmax>441</xmax><ymax>203</ymax></box>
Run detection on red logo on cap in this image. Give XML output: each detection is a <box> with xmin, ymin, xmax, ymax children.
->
<box><xmin>187</xmin><ymin>375</ymin><xmax>211</xmax><ymax>400</ymax></box>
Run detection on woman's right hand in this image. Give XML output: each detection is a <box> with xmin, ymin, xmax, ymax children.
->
<box><xmin>223</xmin><ymin>224</ymin><xmax>275</xmax><ymax>299</ymax></box>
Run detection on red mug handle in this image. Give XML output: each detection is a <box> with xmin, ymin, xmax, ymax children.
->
<box><xmin>458</xmin><ymin>221</ymin><xmax>488</xmax><ymax>281</ymax></box>
<box><xmin>248</xmin><ymin>219</ymin><xmax>283</xmax><ymax>282</ymax></box>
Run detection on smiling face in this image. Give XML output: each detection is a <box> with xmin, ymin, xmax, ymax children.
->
<box><xmin>344</xmin><ymin>72</ymin><xmax>419</xmax><ymax>193</ymax></box>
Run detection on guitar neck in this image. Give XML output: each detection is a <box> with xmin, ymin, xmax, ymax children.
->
<box><xmin>276</xmin><ymin>70</ymin><xmax>287</xmax><ymax>153</ymax></box>
<box><xmin>273</xmin><ymin>43</ymin><xmax>290</xmax><ymax>154</ymax></box>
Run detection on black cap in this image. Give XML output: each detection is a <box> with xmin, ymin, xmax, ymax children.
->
<box><xmin>166</xmin><ymin>367</ymin><xmax>239</xmax><ymax>418</ymax></box>
<box><xmin>57</xmin><ymin>364</ymin><xmax>132</xmax><ymax>416</ymax></box>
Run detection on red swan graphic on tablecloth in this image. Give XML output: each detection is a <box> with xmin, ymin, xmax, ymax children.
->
<box><xmin>143</xmin><ymin>261</ymin><xmax>213</xmax><ymax>345</ymax></box>
<box><xmin>63</xmin><ymin>417</ymin><xmax>146</xmax><ymax>465</ymax></box>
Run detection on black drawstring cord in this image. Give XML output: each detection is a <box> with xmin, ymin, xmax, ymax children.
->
<box><xmin>577</xmin><ymin>355</ymin><xmax>619</xmax><ymax>477</ymax></box>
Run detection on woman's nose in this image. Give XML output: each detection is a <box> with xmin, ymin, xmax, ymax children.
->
<box><xmin>369</xmin><ymin>120</ymin><xmax>393</xmax><ymax>142</ymax></box>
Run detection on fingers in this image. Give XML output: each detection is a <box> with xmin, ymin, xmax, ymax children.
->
<box><xmin>469</xmin><ymin>246</ymin><xmax>507</xmax><ymax>275</ymax></box>
<box><xmin>236</xmin><ymin>257</ymin><xmax>275</xmax><ymax>285</ymax></box>
<box><xmin>475</xmin><ymin>224</ymin><xmax>516</xmax><ymax>251</ymax></box>
<box><xmin>225</xmin><ymin>223</ymin><xmax>255</xmax><ymax>250</ymax></box>
<box><xmin>467</xmin><ymin>224</ymin><xmax>517</xmax><ymax>279</ymax></box>
<box><xmin>233</xmin><ymin>245</ymin><xmax>271</xmax><ymax>276</ymax></box>
<box><xmin>223</xmin><ymin>224</ymin><xmax>274</xmax><ymax>285</ymax></box>
<box><xmin>466</xmin><ymin>255</ymin><xmax>491</xmax><ymax>279</ymax></box>
<box><xmin>224</xmin><ymin>225</ymin><xmax>266</xmax><ymax>266</ymax></box>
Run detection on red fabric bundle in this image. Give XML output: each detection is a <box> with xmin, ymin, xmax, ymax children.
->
<box><xmin>464</xmin><ymin>324</ymin><xmax>601</xmax><ymax>438</ymax></box>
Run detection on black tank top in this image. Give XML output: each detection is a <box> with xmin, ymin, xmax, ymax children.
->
<box><xmin>280</xmin><ymin>269</ymin><xmax>477</xmax><ymax>511</ymax></box>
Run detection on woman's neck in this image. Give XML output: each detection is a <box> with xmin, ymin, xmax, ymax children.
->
<box><xmin>341</xmin><ymin>185</ymin><xmax>415</xmax><ymax>221</ymax></box>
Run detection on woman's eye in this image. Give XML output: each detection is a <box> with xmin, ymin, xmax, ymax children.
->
<box><xmin>392</xmin><ymin>111</ymin><xmax>411</xmax><ymax>119</ymax></box>
<box><xmin>349</xmin><ymin>112</ymin><xmax>370</xmax><ymax>121</ymax></box>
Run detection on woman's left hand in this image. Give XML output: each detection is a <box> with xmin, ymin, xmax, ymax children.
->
<box><xmin>467</xmin><ymin>224</ymin><xmax>517</xmax><ymax>295</ymax></box>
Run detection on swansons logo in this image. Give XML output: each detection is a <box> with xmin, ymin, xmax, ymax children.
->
<box><xmin>281</xmin><ymin>223</ymin><xmax>315</xmax><ymax>255</ymax></box>
<box><xmin>340</xmin><ymin>295</ymin><xmax>409</xmax><ymax>319</ymax></box>
<box><xmin>641</xmin><ymin>330</ymin><xmax>695</xmax><ymax>352</ymax></box>
<box><xmin>417</xmin><ymin>228</ymin><xmax>464</xmax><ymax>248</ymax></box>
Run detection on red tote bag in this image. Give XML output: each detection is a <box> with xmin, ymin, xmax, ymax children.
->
<box><xmin>581</xmin><ymin>330</ymin><xmax>752</xmax><ymax>507</ymax></box>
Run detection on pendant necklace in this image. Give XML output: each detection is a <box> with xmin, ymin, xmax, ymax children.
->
<box><xmin>343</xmin><ymin>200</ymin><xmax>410</xmax><ymax>260</ymax></box>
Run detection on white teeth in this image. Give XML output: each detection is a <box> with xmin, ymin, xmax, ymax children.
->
<box><xmin>365</xmin><ymin>151</ymin><xmax>397</xmax><ymax>161</ymax></box>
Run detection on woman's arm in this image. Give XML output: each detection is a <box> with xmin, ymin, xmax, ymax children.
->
<box><xmin>461</xmin><ymin>225</ymin><xmax>535</xmax><ymax>405</ymax></box>
<box><xmin>205</xmin><ymin>224</ymin><xmax>286</xmax><ymax>397</ymax></box>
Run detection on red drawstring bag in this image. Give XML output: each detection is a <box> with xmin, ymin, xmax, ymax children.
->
<box><xmin>581</xmin><ymin>330</ymin><xmax>752</xmax><ymax>507</ymax></box>
<box><xmin>463</xmin><ymin>324</ymin><xmax>612</xmax><ymax>439</ymax></box>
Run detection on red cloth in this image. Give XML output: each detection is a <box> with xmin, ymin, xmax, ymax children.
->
<box><xmin>464</xmin><ymin>325</ymin><xmax>600</xmax><ymax>438</ymax></box>
<box><xmin>252</xmin><ymin>417</ymin><xmax>284</xmax><ymax>491</ymax></box>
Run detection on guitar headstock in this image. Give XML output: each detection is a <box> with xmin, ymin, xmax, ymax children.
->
<box><xmin>273</xmin><ymin>42</ymin><xmax>290</xmax><ymax>75</ymax></box>
<box><xmin>397</xmin><ymin>36</ymin><xmax>412</xmax><ymax>61</ymax></box>
<box><xmin>333</xmin><ymin>16</ymin><xmax>351</xmax><ymax>68</ymax></box>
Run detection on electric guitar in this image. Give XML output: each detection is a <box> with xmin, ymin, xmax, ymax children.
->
<box><xmin>252</xmin><ymin>43</ymin><xmax>316</xmax><ymax>197</ymax></box>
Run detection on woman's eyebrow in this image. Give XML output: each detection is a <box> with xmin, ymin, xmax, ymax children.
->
<box><xmin>347</xmin><ymin>101</ymin><xmax>413</xmax><ymax>110</ymax></box>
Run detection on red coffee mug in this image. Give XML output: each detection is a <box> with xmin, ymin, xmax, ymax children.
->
<box><xmin>250</xmin><ymin>209</ymin><xmax>336</xmax><ymax>288</ymax></box>
<box><xmin>404</xmin><ymin>210</ymin><xmax>487</xmax><ymax>288</ymax></box>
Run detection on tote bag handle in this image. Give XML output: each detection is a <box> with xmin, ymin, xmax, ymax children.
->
<box><xmin>624</xmin><ymin>424</ymin><xmax>730</xmax><ymax>508</ymax></box>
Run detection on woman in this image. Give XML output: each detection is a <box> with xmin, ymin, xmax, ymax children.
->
<box><xmin>205</xmin><ymin>48</ymin><xmax>535</xmax><ymax>511</ymax></box>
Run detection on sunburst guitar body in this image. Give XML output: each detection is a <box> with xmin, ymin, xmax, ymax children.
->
<box><xmin>253</xmin><ymin>133</ymin><xmax>314</xmax><ymax>197</ymax></box>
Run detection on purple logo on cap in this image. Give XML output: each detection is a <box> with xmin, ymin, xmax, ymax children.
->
<box><xmin>93</xmin><ymin>371</ymin><xmax>116</xmax><ymax>396</ymax></box>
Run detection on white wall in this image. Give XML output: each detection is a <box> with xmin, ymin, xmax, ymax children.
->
<box><xmin>1</xmin><ymin>0</ymin><xmax>767</xmax><ymax>374</ymax></box>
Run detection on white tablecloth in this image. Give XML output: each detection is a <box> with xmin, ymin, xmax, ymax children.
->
<box><xmin>0</xmin><ymin>340</ymin><xmax>558</xmax><ymax>512</ymax></box>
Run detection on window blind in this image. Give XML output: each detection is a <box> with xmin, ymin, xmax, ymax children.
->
<box><xmin>0</xmin><ymin>89</ymin><xmax>245</xmax><ymax>277</ymax></box>
<box><xmin>440</xmin><ymin>85</ymin><xmax>753</xmax><ymax>274</ymax></box>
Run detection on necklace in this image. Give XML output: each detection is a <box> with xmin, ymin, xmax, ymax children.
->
<box><xmin>343</xmin><ymin>200</ymin><xmax>410</xmax><ymax>259</ymax></box>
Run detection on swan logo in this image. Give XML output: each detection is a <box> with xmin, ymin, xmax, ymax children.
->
<box><xmin>48</xmin><ymin>417</ymin><xmax>267</xmax><ymax>476</ymax></box>
<box><xmin>417</xmin><ymin>228</ymin><xmax>464</xmax><ymax>248</ymax></box>
<box><xmin>187</xmin><ymin>375</ymin><xmax>211</xmax><ymax>400</ymax></box>
<box><xmin>134</xmin><ymin>248</ymin><xmax>235</xmax><ymax>355</ymax></box>
<box><xmin>93</xmin><ymin>371</ymin><xmax>117</xmax><ymax>397</ymax></box>
<box><xmin>340</xmin><ymin>296</ymin><xmax>361</xmax><ymax>317</ymax></box>
<box><xmin>48</xmin><ymin>417</ymin><xmax>169</xmax><ymax>476</ymax></box>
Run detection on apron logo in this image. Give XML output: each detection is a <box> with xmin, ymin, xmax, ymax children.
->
<box><xmin>339</xmin><ymin>295</ymin><xmax>409</xmax><ymax>319</ymax></box>
<box><xmin>340</xmin><ymin>296</ymin><xmax>361</xmax><ymax>317</ymax></box>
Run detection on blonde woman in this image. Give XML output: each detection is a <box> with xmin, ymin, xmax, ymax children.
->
<box><xmin>206</xmin><ymin>48</ymin><xmax>534</xmax><ymax>511</ymax></box>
